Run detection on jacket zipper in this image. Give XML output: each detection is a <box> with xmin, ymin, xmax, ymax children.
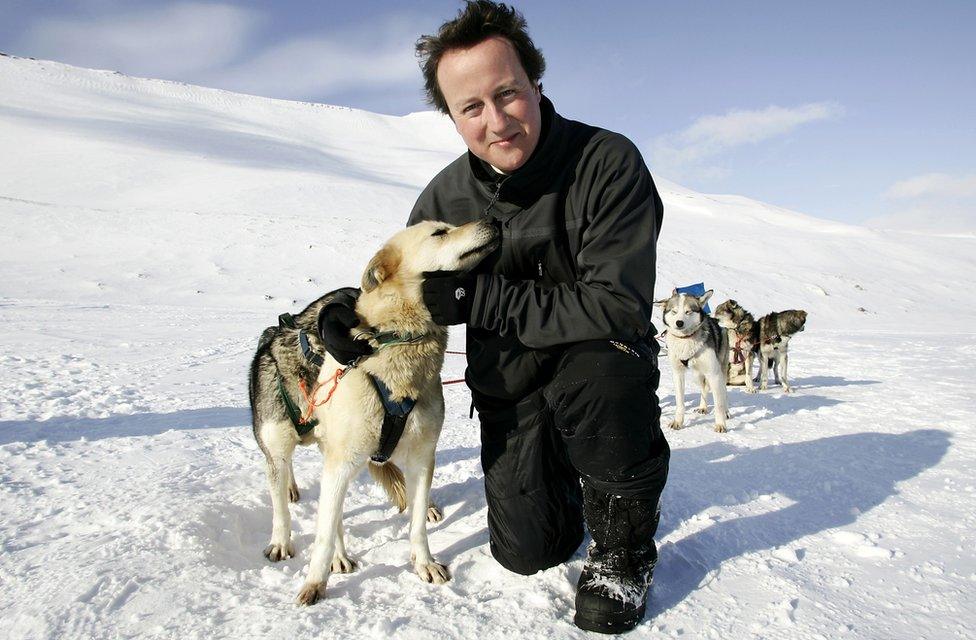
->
<box><xmin>482</xmin><ymin>177</ymin><xmax>507</xmax><ymax>218</ymax></box>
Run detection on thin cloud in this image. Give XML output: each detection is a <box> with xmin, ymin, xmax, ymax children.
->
<box><xmin>651</xmin><ymin>102</ymin><xmax>844</xmax><ymax>179</ymax></box>
<box><xmin>883</xmin><ymin>172</ymin><xmax>976</xmax><ymax>199</ymax></box>
<box><xmin>869</xmin><ymin>172</ymin><xmax>976</xmax><ymax>232</ymax></box>
<box><xmin>16</xmin><ymin>2</ymin><xmax>260</xmax><ymax>79</ymax></box>
<box><xmin>14</xmin><ymin>4</ymin><xmax>423</xmax><ymax>104</ymax></box>
<box><xmin>206</xmin><ymin>17</ymin><xmax>423</xmax><ymax>100</ymax></box>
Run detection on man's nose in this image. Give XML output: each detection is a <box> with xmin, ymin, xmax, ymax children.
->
<box><xmin>485</xmin><ymin>102</ymin><xmax>510</xmax><ymax>132</ymax></box>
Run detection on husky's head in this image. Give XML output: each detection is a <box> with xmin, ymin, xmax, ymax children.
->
<box><xmin>713</xmin><ymin>299</ymin><xmax>753</xmax><ymax>331</ymax></box>
<box><xmin>358</xmin><ymin>219</ymin><xmax>499</xmax><ymax>329</ymax></box>
<box><xmin>776</xmin><ymin>309</ymin><xmax>808</xmax><ymax>337</ymax></box>
<box><xmin>655</xmin><ymin>288</ymin><xmax>713</xmax><ymax>337</ymax></box>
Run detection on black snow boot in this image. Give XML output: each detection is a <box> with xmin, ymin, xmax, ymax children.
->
<box><xmin>574</xmin><ymin>484</ymin><xmax>661</xmax><ymax>634</ymax></box>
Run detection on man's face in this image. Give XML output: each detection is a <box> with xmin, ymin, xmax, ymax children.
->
<box><xmin>436</xmin><ymin>36</ymin><xmax>542</xmax><ymax>173</ymax></box>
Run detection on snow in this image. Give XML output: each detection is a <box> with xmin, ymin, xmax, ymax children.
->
<box><xmin>2</xmin><ymin>54</ymin><xmax>975</xmax><ymax>639</ymax></box>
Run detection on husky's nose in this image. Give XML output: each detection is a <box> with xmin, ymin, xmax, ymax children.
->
<box><xmin>675</xmin><ymin>320</ymin><xmax>684</xmax><ymax>329</ymax></box>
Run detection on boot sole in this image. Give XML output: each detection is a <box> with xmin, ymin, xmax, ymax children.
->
<box><xmin>574</xmin><ymin>602</ymin><xmax>646</xmax><ymax>634</ymax></box>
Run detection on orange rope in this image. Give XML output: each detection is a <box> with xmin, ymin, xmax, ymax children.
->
<box><xmin>299</xmin><ymin>368</ymin><xmax>344</xmax><ymax>424</ymax></box>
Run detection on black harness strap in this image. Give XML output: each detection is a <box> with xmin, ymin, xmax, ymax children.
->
<box><xmin>299</xmin><ymin>331</ymin><xmax>324</xmax><ymax>366</ymax></box>
<box><xmin>279</xmin><ymin>313</ymin><xmax>324</xmax><ymax>367</ymax></box>
<box><xmin>277</xmin><ymin>374</ymin><xmax>317</xmax><ymax>435</ymax></box>
<box><xmin>274</xmin><ymin>313</ymin><xmax>323</xmax><ymax>435</ymax></box>
<box><xmin>368</xmin><ymin>374</ymin><xmax>416</xmax><ymax>463</ymax></box>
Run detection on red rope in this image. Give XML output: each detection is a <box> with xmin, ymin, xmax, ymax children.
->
<box><xmin>445</xmin><ymin>350</ymin><xmax>466</xmax><ymax>355</ymax></box>
<box><xmin>442</xmin><ymin>378</ymin><xmax>466</xmax><ymax>385</ymax></box>
<box><xmin>298</xmin><ymin>368</ymin><xmax>344</xmax><ymax>424</ymax></box>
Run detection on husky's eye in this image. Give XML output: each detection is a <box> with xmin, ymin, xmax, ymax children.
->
<box><xmin>431</xmin><ymin>228</ymin><xmax>448</xmax><ymax>237</ymax></box>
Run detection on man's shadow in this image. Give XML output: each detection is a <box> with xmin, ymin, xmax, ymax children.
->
<box><xmin>650</xmin><ymin>429</ymin><xmax>949</xmax><ymax>615</ymax></box>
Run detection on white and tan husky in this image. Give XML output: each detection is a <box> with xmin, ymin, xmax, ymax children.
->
<box><xmin>249</xmin><ymin>219</ymin><xmax>499</xmax><ymax>605</ymax></box>
<box><xmin>656</xmin><ymin>289</ymin><xmax>730</xmax><ymax>433</ymax></box>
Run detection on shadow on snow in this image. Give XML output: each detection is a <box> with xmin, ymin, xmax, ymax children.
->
<box><xmin>650</xmin><ymin>428</ymin><xmax>950</xmax><ymax>616</ymax></box>
<box><xmin>0</xmin><ymin>406</ymin><xmax>248</xmax><ymax>445</ymax></box>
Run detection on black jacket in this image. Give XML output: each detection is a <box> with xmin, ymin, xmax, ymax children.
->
<box><xmin>408</xmin><ymin>96</ymin><xmax>663</xmax><ymax>404</ymax></box>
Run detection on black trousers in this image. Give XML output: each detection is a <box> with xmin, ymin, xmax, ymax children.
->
<box><xmin>476</xmin><ymin>340</ymin><xmax>670</xmax><ymax>575</ymax></box>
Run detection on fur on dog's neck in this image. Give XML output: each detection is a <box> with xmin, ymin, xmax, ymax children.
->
<box><xmin>354</xmin><ymin>283</ymin><xmax>448</xmax><ymax>402</ymax></box>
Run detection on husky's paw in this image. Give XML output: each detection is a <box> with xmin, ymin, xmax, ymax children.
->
<box><xmin>263</xmin><ymin>541</ymin><xmax>294</xmax><ymax>562</ymax></box>
<box><xmin>694</xmin><ymin>406</ymin><xmax>709</xmax><ymax>415</ymax></box>
<box><xmin>782</xmin><ymin>385</ymin><xmax>794</xmax><ymax>394</ymax></box>
<box><xmin>414</xmin><ymin>561</ymin><xmax>451</xmax><ymax>584</ymax></box>
<box><xmin>714</xmin><ymin>423</ymin><xmax>728</xmax><ymax>433</ymax></box>
<box><xmin>745</xmin><ymin>386</ymin><xmax>757</xmax><ymax>394</ymax></box>
<box><xmin>331</xmin><ymin>552</ymin><xmax>357</xmax><ymax>573</ymax></box>
<box><xmin>427</xmin><ymin>504</ymin><xmax>443</xmax><ymax>523</ymax></box>
<box><xmin>759</xmin><ymin>382</ymin><xmax>768</xmax><ymax>391</ymax></box>
<box><xmin>296</xmin><ymin>582</ymin><xmax>324</xmax><ymax>606</ymax></box>
<box><xmin>288</xmin><ymin>484</ymin><xmax>300</xmax><ymax>503</ymax></box>
<box><xmin>668</xmin><ymin>419</ymin><xmax>684</xmax><ymax>430</ymax></box>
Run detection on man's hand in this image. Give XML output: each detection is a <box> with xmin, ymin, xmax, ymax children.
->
<box><xmin>421</xmin><ymin>271</ymin><xmax>476</xmax><ymax>326</ymax></box>
<box><xmin>317</xmin><ymin>301</ymin><xmax>374</xmax><ymax>365</ymax></box>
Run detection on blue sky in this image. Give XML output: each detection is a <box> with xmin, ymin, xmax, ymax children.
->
<box><xmin>3</xmin><ymin>0</ymin><xmax>974</xmax><ymax>228</ymax></box>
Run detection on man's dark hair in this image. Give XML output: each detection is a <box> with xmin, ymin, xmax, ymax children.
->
<box><xmin>416</xmin><ymin>1</ymin><xmax>546</xmax><ymax>114</ymax></box>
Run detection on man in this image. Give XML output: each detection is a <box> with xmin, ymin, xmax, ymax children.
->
<box><xmin>320</xmin><ymin>1</ymin><xmax>668</xmax><ymax>633</ymax></box>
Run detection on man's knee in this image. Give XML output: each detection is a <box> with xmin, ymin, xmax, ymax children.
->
<box><xmin>486</xmin><ymin>492</ymin><xmax>583</xmax><ymax>574</ymax></box>
<box><xmin>478</xmin><ymin>395</ymin><xmax>584</xmax><ymax>574</ymax></box>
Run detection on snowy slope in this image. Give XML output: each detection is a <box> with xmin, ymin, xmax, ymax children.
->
<box><xmin>1</xmin><ymin>55</ymin><xmax>974</xmax><ymax>640</ymax></box>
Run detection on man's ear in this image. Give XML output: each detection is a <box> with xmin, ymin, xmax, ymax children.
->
<box><xmin>361</xmin><ymin>245</ymin><xmax>401</xmax><ymax>293</ymax></box>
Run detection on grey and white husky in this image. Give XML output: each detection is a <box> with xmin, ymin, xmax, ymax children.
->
<box><xmin>755</xmin><ymin>309</ymin><xmax>807</xmax><ymax>393</ymax></box>
<box><xmin>656</xmin><ymin>289</ymin><xmax>730</xmax><ymax>433</ymax></box>
<box><xmin>713</xmin><ymin>299</ymin><xmax>759</xmax><ymax>393</ymax></box>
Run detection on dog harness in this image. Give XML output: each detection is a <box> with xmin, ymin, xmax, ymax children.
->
<box><xmin>731</xmin><ymin>334</ymin><xmax>747</xmax><ymax>364</ymax></box>
<box><xmin>273</xmin><ymin>313</ymin><xmax>418</xmax><ymax>459</ymax></box>
<box><xmin>368</xmin><ymin>376</ymin><xmax>416</xmax><ymax>463</ymax></box>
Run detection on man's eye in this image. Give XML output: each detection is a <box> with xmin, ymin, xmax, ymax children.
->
<box><xmin>431</xmin><ymin>228</ymin><xmax>448</xmax><ymax>237</ymax></box>
<box><xmin>462</xmin><ymin>103</ymin><xmax>480</xmax><ymax>115</ymax></box>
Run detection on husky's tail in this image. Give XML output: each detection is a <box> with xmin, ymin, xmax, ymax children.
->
<box><xmin>368</xmin><ymin>461</ymin><xmax>407</xmax><ymax>512</ymax></box>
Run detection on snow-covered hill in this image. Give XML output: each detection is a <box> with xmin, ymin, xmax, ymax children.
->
<box><xmin>1</xmin><ymin>55</ymin><xmax>974</xmax><ymax>640</ymax></box>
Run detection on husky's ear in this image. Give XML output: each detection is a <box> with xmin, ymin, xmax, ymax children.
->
<box><xmin>671</xmin><ymin>287</ymin><xmax>678</xmax><ymax>296</ymax></box>
<box><xmin>699</xmin><ymin>289</ymin><xmax>713</xmax><ymax>306</ymax></box>
<box><xmin>653</xmin><ymin>297</ymin><xmax>670</xmax><ymax>308</ymax></box>
<box><xmin>361</xmin><ymin>245</ymin><xmax>401</xmax><ymax>293</ymax></box>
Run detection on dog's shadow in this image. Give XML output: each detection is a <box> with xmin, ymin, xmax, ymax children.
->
<box><xmin>0</xmin><ymin>406</ymin><xmax>248</xmax><ymax>446</ymax></box>
<box><xmin>650</xmin><ymin>429</ymin><xmax>950</xmax><ymax>616</ymax></box>
<box><xmin>658</xmin><ymin>391</ymin><xmax>842</xmax><ymax>428</ymax></box>
<box><xmin>281</xmin><ymin>446</ymin><xmax>489</xmax><ymax>567</ymax></box>
<box><xmin>788</xmin><ymin>375</ymin><xmax>881</xmax><ymax>389</ymax></box>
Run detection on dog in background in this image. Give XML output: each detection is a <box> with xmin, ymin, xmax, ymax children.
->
<box><xmin>249</xmin><ymin>219</ymin><xmax>499</xmax><ymax>605</ymax></box>
<box><xmin>713</xmin><ymin>299</ymin><xmax>759</xmax><ymax>393</ymax></box>
<box><xmin>656</xmin><ymin>289</ymin><xmax>730</xmax><ymax>433</ymax></box>
<box><xmin>755</xmin><ymin>309</ymin><xmax>807</xmax><ymax>393</ymax></box>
